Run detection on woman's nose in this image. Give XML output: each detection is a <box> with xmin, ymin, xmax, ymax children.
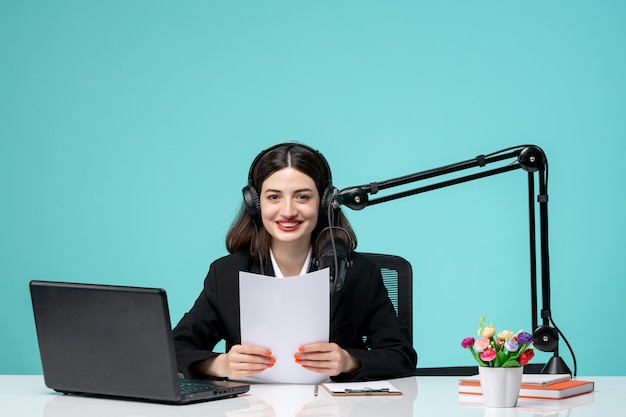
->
<box><xmin>280</xmin><ymin>200</ymin><xmax>297</xmax><ymax>217</ymax></box>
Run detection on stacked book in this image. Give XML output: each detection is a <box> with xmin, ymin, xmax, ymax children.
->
<box><xmin>458</xmin><ymin>373</ymin><xmax>595</xmax><ymax>411</ymax></box>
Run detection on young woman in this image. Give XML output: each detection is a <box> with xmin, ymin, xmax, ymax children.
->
<box><xmin>173</xmin><ymin>143</ymin><xmax>417</xmax><ymax>381</ymax></box>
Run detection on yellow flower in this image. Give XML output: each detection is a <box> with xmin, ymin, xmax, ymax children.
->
<box><xmin>497</xmin><ymin>330</ymin><xmax>514</xmax><ymax>340</ymax></box>
<box><xmin>481</xmin><ymin>325</ymin><xmax>496</xmax><ymax>338</ymax></box>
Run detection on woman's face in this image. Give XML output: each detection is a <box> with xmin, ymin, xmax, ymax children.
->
<box><xmin>259</xmin><ymin>167</ymin><xmax>320</xmax><ymax>249</ymax></box>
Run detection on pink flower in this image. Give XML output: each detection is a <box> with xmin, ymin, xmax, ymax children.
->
<box><xmin>519</xmin><ymin>349</ymin><xmax>535</xmax><ymax>365</ymax></box>
<box><xmin>474</xmin><ymin>337</ymin><xmax>490</xmax><ymax>351</ymax></box>
<box><xmin>461</xmin><ymin>337</ymin><xmax>475</xmax><ymax>349</ymax></box>
<box><xmin>480</xmin><ymin>348</ymin><xmax>497</xmax><ymax>362</ymax></box>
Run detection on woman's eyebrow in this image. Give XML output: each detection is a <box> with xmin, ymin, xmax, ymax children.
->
<box><xmin>263</xmin><ymin>188</ymin><xmax>314</xmax><ymax>194</ymax></box>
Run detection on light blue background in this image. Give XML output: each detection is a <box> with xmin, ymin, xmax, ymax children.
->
<box><xmin>2</xmin><ymin>1</ymin><xmax>624</xmax><ymax>376</ymax></box>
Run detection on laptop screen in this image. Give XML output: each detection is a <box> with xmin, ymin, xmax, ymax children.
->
<box><xmin>30</xmin><ymin>281</ymin><xmax>249</xmax><ymax>404</ymax></box>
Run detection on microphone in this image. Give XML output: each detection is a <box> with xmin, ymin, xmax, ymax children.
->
<box><xmin>317</xmin><ymin>233</ymin><xmax>350</xmax><ymax>295</ymax></box>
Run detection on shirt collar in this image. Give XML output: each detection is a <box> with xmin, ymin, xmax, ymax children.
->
<box><xmin>269</xmin><ymin>247</ymin><xmax>313</xmax><ymax>278</ymax></box>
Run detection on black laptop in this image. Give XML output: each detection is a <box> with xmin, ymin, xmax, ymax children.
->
<box><xmin>29</xmin><ymin>280</ymin><xmax>250</xmax><ymax>405</ymax></box>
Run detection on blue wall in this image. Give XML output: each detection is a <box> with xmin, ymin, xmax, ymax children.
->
<box><xmin>2</xmin><ymin>1</ymin><xmax>624</xmax><ymax>376</ymax></box>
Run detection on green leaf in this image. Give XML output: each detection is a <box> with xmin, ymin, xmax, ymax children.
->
<box><xmin>495</xmin><ymin>351</ymin><xmax>508</xmax><ymax>367</ymax></box>
<box><xmin>469</xmin><ymin>348</ymin><xmax>487</xmax><ymax>366</ymax></box>
<box><xmin>502</xmin><ymin>360</ymin><xmax>521</xmax><ymax>368</ymax></box>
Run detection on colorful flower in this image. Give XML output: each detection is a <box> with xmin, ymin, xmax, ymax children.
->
<box><xmin>504</xmin><ymin>338</ymin><xmax>519</xmax><ymax>352</ymax></box>
<box><xmin>498</xmin><ymin>330</ymin><xmax>514</xmax><ymax>341</ymax></box>
<box><xmin>461</xmin><ymin>317</ymin><xmax>534</xmax><ymax>368</ymax></box>
<box><xmin>519</xmin><ymin>348</ymin><xmax>535</xmax><ymax>365</ymax></box>
<box><xmin>461</xmin><ymin>337</ymin><xmax>475</xmax><ymax>349</ymax></box>
<box><xmin>474</xmin><ymin>337</ymin><xmax>490</xmax><ymax>351</ymax></box>
<box><xmin>480</xmin><ymin>348</ymin><xmax>497</xmax><ymax>362</ymax></box>
<box><xmin>481</xmin><ymin>325</ymin><xmax>496</xmax><ymax>339</ymax></box>
<box><xmin>517</xmin><ymin>331</ymin><xmax>533</xmax><ymax>345</ymax></box>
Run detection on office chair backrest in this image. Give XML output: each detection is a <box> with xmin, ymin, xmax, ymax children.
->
<box><xmin>361</xmin><ymin>252</ymin><xmax>413</xmax><ymax>345</ymax></box>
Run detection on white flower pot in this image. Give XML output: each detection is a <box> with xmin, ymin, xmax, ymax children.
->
<box><xmin>478</xmin><ymin>366</ymin><xmax>524</xmax><ymax>408</ymax></box>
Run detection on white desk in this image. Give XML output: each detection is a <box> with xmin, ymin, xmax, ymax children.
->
<box><xmin>0</xmin><ymin>375</ymin><xmax>621</xmax><ymax>417</ymax></box>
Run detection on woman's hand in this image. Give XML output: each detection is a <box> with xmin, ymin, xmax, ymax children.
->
<box><xmin>196</xmin><ymin>344</ymin><xmax>275</xmax><ymax>379</ymax></box>
<box><xmin>295</xmin><ymin>342</ymin><xmax>361</xmax><ymax>376</ymax></box>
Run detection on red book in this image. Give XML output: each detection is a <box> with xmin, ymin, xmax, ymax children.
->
<box><xmin>458</xmin><ymin>378</ymin><xmax>594</xmax><ymax>400</ymax></box>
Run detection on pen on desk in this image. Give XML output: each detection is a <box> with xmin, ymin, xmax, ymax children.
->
<box><xmin>314</xmin><ymin>384</ymin><xmax>319</xmax><ymax>397</ymax></box>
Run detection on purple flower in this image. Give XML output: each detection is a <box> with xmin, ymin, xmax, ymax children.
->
<box><xmin>517</xmin><ymin>331</ymin><xmax>533</xmax><ymax>345</ymax></box>
<box><xmin>504</xmin><ymin>339</ymin><xmax>519</xmax><ymax>351</ymax></box>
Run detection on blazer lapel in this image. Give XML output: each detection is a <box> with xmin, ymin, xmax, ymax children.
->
<box><xmin>330</xmin><ymin>289</ymin><xmax>344</xmax><ymax>317</ymax></box>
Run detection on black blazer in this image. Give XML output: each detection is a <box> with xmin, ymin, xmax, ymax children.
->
<box><xmin>172</xmin><ymin>250</ymin><xmax>417</xmax><ymax>381</ymax></box>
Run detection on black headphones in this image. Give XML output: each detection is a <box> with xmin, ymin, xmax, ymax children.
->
<box><xmin>242</xmin><ymin>143</ymin><xmax>336</xmax><ymax>222</ymax></box>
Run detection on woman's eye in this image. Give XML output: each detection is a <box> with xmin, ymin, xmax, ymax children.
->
<box><xmin>297</xmin><ymin>194</ymin><xmax>311</xmax><ymax>201</ymax></box>
<box><xmin>267</xmin><ymin>194</ymin><xmax>279</xmax><ymax>201</ymax></box>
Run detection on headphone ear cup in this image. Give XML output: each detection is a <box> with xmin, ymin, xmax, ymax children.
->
<box><xmin>319</xmin><ymin>186</ymin><xmax>335</xmax><ymax>216</ymax></box>
<box><xmin>242</xmin><ymin>185</ymin><xmax>261</xmax><ymax>220</ymax></box>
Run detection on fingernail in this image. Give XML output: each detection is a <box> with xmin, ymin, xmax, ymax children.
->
<box><xmin>299</xmin><ymin>347</ymin><xmax>305</xmax><ymax>352</ymax></box>
<box><xmin>265</xmin><ymin>350</ymin><xmax>272</xmax><ymax>356</ymax></box>
<box><xmin>269</xmin><ymin>357</ymin><xmax>276</xmax><ymax>364</ymax></box>
<box><xmin>294</xmin><ymin>353</ymin><xmax>301</xmax><ymax>360</ymax></box>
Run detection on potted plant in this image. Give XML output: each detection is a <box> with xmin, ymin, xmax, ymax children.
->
<box><xmin>461</xmin><ymin>316</ymin><xmax>535</xmax><ymax>407</ymax></box>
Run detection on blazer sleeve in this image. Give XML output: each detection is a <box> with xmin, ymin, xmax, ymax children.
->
<box><xmin>172</xmin><ymin>260</ymin><xmax>237</xmax><ymax>378</ymax></box>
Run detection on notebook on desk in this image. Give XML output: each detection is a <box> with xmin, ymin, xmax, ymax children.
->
<box><xmin>29</xmin><ymin>280</ymin><xmax>250</xmax><ymax>405</ymax></box>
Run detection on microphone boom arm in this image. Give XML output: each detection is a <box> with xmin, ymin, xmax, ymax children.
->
<box><xmin>333</xmin><ymin>145</ymin><xmax>572</xmax><ymax>375</ymax></box>
<box><xmin>336</xmin><ymin>161</ymin><xmax>520</xmax><ymax>210</ymax></box>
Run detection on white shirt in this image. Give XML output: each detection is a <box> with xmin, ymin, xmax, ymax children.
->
<box><xmin>269</xmin><ymin>247</ymin><xmax>313</xmax><ymax>278</ymax></box>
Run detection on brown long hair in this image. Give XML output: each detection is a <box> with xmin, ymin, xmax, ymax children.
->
<box><xmin>226</xmin><ymin>143</ymin><xmax>357</xmax><ymax>262</ymax></box>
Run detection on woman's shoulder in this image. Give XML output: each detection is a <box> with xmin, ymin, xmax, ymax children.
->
<box><xmin>350</xmin><ymin>251</ymin><xmax>380</xmax><ymax>273</ymax></box>
<box><xmin>202</xmin><ymin>250</ymin><xmax>256</xmax><ymax>286</ymax></box>
<box><xmin>210</xmin><ymin>250</ymin><xmax>253</xmax><ymax>270</ymax></box>
<box><xmin>351</xmin><ymin>251</ymin><xmax>377</xmax><ymax>266</ymax></box>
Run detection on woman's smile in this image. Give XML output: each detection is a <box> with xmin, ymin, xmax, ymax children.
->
<box><xmin>276</xmin><ymin>219</ymin><xmax>302</xmax><ymax>231</ymax></box>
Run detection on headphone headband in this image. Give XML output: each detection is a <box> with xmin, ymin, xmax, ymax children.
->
<box><xmin>242</xmin><ymin>142</ymin><xmax>335</xmax><ymax>221</ymax></box>
<box><xmin>246</xmin><ymin>142</ymin><xmax>332</xmax><ymax>189</ymax></box>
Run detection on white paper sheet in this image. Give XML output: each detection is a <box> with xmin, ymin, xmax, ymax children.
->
<box><xmin>239</xmin><ymin>268</ymin><xmax>330</xmax><ymax>384</ymax></box>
